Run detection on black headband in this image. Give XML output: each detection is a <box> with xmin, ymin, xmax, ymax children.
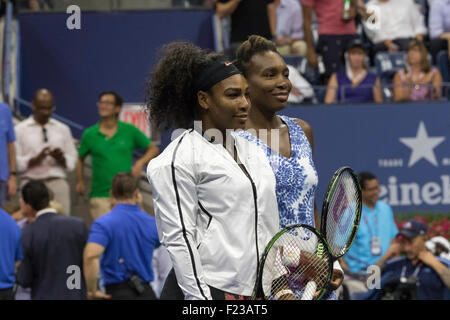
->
<box><xmin>193</xmin><ymin>60</ymin><xmax>242</xmax><ymax>92</ymax></box>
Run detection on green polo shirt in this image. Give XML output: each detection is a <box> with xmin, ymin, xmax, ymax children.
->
<box><xmin>78</xmin><ymin>121</ymin><xmax>151</xmax><ymax>198</ymax></box>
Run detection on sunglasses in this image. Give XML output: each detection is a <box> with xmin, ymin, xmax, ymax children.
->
<box><xmin>42</xmin><ymin>127</ymin><xmax>48</xmax><ymax>143</ymax></box>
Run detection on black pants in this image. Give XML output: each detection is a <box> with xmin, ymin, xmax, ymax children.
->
<box><xmin>0</xmin><ymin>287</ymin><xmax>14</xmax><ymax>300</ymax></box>
<box><xmin>429</xmin><ymin>38</ymin><xmax>448</xmax><ymax>64</ymax></box>
<box><xmin>105</xmin><ymin>281</ymin><xmax>156</xmax><ymax>300</ymax></box>
<box><xmin>160</xmin><ymin>268</ymin><xmax>249</xmax><ymax>300</ymax></box>
<box><xmin>316</xmin><ymin>34</ymin><xmax>360</xmax><ymax>81</ymax></box>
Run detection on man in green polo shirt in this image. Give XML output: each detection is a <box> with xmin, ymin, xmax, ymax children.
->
<box><xmin>76</xmin><ymin>91</ymin><xmax>159</xmax><ymax>220</ymax></box>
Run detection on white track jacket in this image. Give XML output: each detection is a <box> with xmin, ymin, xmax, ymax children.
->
<box><xmin>147</xmin><ymin>129</ymin><xmax>280</xmax><ymax>299</ymax></box>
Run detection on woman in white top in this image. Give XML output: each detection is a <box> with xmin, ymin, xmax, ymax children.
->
<box><xmin>145</xmin><ymin>42</ymin><xmax>279</xmax><ymax>300</ymax></box>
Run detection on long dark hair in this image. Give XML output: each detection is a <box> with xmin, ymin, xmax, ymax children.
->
<box><xmin>145</xmin><ymin>42</ymin><xmax>227</xmax><ymax>130</ymax></box>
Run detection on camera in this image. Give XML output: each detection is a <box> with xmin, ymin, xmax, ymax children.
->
<box><xmin>128</xmin><ymin>274</ymin><xmax>146</xmax><ymax>294</ymax></box>
<box><xmin>381</xmin><ymin>276</ymin><xmax>418</xmax><ymax>300</ymax></box>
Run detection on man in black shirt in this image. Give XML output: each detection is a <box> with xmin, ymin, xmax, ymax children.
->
<box><xmin>216</xmin><ymin>0</ymin><xmax>276</xmax><ymax>58</ymax></box>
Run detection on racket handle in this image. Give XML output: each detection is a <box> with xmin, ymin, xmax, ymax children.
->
<box><xmin>301</xmin><ymin>281</ymin><xmax>317</xmax><ymax>300</ymax></box>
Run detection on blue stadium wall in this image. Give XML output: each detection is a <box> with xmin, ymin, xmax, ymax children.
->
<box><xmin>17</xmin><ymin>9</ymin><xmax>215</xmax><ymax>137</ymax></box>
<box><xmin>17</xmin><ymin>10</ymin><xmax>450</xmax><ymax>214</ymax></box>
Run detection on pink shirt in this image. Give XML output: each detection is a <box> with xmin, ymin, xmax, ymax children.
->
<box><xmin>301</xmin><ymin>0</ymin><xmax>357</xmax><ymax>35</ymax></box>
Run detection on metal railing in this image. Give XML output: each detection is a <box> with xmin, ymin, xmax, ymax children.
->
<box><xmin>287</xmin><ymin>82</ymin><xmax>450</xmax><ymax>105</ymax></box>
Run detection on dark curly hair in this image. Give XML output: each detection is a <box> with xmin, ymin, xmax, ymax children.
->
<box><xmin>234</xmin><ymin>35</ymin><xmax>279</xmax><ymax>77</ymax></box>
<box><xmin>145</xmin><ymin>42</ymin><xmax>228</xmax><ymax>130</ymax></box>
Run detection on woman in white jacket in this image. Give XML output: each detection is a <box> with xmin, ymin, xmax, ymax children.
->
<box><xmin>145</xmin><ymin>42</ymin><xmax>279</xmax><ymax>300</ymax></box>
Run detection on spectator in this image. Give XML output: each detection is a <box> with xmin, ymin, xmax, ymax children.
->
<box><xmin>27</xmin><ymin>0</ymin><xmax>53</xmax><ymax>11</ymax></box>
<box><xmin>16</xmin><ymin>180</ymin><xmax>88</xmax><ymax>300</ymax></box>
<box><xmin>1</xmin><ymin>199</ymin><xmax>32</xmax><ymax>300</ymax></box>
<box><xmin>428</xmin><ymin>0</ymin><xmax>450</xmax><ymax>61</ymax></box>
<box><xmin>15</xmin><ymin>89</ymin><xmax>77</xmax><ymax>215</ymax></box>
<box><xmin>0</xmin><ymin>207</ymin><xmax>22</xmax><ymax>300</ymax></box>
<box><xmin>325</xmin><ymin>39</ymin><xmax>382</xmax><ymax>103</ymax></box>
<box><xmin>215</xmin><ymin>0</ymin><xmax>276</xmax><ymax>59</ymax></box>
<box><xmin>393</xmin><ymin>39</ymin><xmax>443</xmax><ymax>102</ymax></box>
<box><xmin>0</xmin><ymin>102</ymin><xmax>17</xmax><ymax>207</ymax></box>
<box><xmin>83</xmin><ymin>173</ymin><xmax>160</xmax><ymax>300</ymax></box>
<box><xmin>286</xmin><ymin>64</ymin><xmax>315</xmax><ymax>103</ymax></box>
<box><xmin>341</xmin><ymin>172</ymin><xmax>399</xmax><ymax>297</ymax></box>
<box><xmin>76</xmin><ymin>91</ymin><xmax>159</xmax><ymax>221</ymax></box>
<box><xmin>274</xmin><ymin>0</ymin><xmax>307</xmax><ymax>56</ymax></box>
<box><xmin>302</xmin><ymin>0</ymin><xmax>359</xmax><ymax>83</ymax></box>
<box><xmin>2</xmin><ymin>198</ymin><xmax>24</xmax><ymax>222</ymax></box>
<box><xmin>364</xmin><ymin>0</ymin><xmax>427</xmax><ymax>57</ymax></box>
<box><xmin>362</xmin><ymin>220</ymin><xmax>450</xmax><ymax>300</ymax></box>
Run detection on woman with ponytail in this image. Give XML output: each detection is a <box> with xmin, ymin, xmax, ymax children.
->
<box><xmin>235</xmin><ymin>35</ymin><xmax>344</xmax><ymax>300</ymax></box>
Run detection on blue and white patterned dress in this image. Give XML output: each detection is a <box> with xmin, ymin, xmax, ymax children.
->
<box><xmin>237</xmin><ymin>115</ymin><xmax>318</xmax><ymax>228</ymax></box>
<box><xmin>237</xmin><ymin>115</ymin><xmax>338</xmax><ymax>300</ymax></box>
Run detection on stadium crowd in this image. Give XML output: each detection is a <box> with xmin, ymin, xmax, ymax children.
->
<box><xmin>0</xmin><ymin>0</ymin><xmax>449</xmax><ymax>301</ymax></box>
<box><xmin>214</xmin><ymin>0</ymin><xmax>450</xmax><ymax>104</ymax></box>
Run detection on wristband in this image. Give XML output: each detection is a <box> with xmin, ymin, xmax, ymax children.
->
<box><xmin>9</xmin><ymin>171</ymin><xmax>17</xmax><ymax>176</ymax></box>
<box><xmin>273</xmin><ymin>289</ymin><xmax>294</xmax><ymax>300</ymax></box>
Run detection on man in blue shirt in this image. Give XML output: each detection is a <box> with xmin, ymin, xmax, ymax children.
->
<box><xmin>0</xmin><ymin>102</ymin><xmax>17</xmax><ymax>207</ymax></box>
<box><xmin>83</xmin><ymin>172</ymin><xmax>161</xmax><ymax>300</ymax></box>
<box><xmin>0</xmin><ymin>208</ymin><xmax>23</xmax><ymax>300</ymax></box>
<box><xmin>343</xmin><ymin>172</ymin><xmax>399</xmax><ymax>275</ymax></box>
<box><xmin>363</xmin><ymin>220</ymin><xmax>450</xmax><ymax>300</ymax></box>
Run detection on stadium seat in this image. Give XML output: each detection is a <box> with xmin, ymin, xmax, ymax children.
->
<box><xmin>282</xmin><ymin>55</ymin><xmax>321</xmax><ymax>86</ymax></box>
<box><xmin>282</xmin><ymin>55</ymin><xmax>304</xmax><ymax>69</ymax></box>
<box><xmin>374</xmin><ymin>52</ymin><xmax>406</xmax><ymax>81</ymax></box>
<box><xmin>374</xmin><ymin>52</ymin><xmax>407</xmax><ymax>102</ymax></box>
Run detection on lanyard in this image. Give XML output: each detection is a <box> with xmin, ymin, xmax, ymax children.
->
<box><xmin>362</xmin><ymin>210</ymin><xmax>378</xmax><ymax>238</ymax></box>
<box><xmin>400</xmin><ymin>262</ymin><xmax>422</xmax><ymax>283</ymax></box>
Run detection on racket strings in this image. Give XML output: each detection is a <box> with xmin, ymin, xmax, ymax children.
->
<box><xmin>326</xmin><ymin>171</ymin><xmax>361</xmax><ymax>257</ymax></box>
<box><xmin>262</xmin><ymin>228</ymin><xmax>331</xmax><ymax>300</ymax></box>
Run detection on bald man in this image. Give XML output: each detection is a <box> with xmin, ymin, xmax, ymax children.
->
<box><xmin>15</xmin><ymin>89</ymin><xmax>78</xmax><ymax>215</ymax></box>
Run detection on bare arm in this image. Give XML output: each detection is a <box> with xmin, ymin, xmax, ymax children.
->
<box><xmin>324</xmin><ymin>73</ymin><xmax>338</xmax><ymax>104</ymax></box>
<box><xmin>393</xmin><ymin>72</ymin><xmax>410</xmax><ymax>102</ymax></box>
<box><xmin>374</xmin><ymin>239</ymin><xmax>402</xmax><ymax>269</ymax></box>
<box><xmin>294</xmin><ymin>117</ymin><xmax>344</xmax><ymax>290</ymax></box>
<box><xmin>215</xmin><ymin>0</ymin><xmax>242</xmax><ymax>19</ymax></box>
<box><xmin>132</xmin><ymin>144</ymin><xmax>159</xmax><ymax>179</ymax></box>
<box><xmin>75</xmin><ymin>157</ymin><xmax>85</xmax><ymax>195</ymax></box>
<box><xmin>373</xmin><ymin>76</ymin><xmax>383</xmax><ymax>103</ymax></box>
<box><xmin>302</xmin><ymin>4</ymin><xmax>318</xmax><ymax>68</ymax></box>
<box><xmin>432</xmin><ymin>70</ymin><xmax>443</xmax><ymax>100</ymax></box>
<box><xmin>7</xmin><ymin>142</ymin><xmax>17</xmax><ymax>197</ymax></box>
<box><xmin>294</xmin><ymin>118</ymin><xmax>320</xmax><ymax>229</ymax></box>
<box><xmin>83</xmin><ymin>242</ymin><xmax>111</xmax><ymax>299</ymax></box>
<box><xmin>267</xmin><ymin>1</ymin><xmax>278</xmax><ymax>38</ymax></box>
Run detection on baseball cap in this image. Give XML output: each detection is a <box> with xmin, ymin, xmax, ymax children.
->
<box><xmin>397</xmin><ymin>220</ymin><xmax>428</xmax><ymax>239</ymax></box>
<box><xmin>345</xmin><ymin>38</ymin><xmax>367</xmax><ymax>52</ymax></box>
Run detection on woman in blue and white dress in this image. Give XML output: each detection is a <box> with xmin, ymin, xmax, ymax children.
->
<box><xmin>234</xmin><ymin>35</ymin><xmax>343</xmax><ymax>299</ymax></box>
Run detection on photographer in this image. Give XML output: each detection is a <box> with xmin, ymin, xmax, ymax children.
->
<box><xmin>83</xmin><ymin>173</ymin><xmax>160</xmax><ymax>300</ymax></box>
<box><xmin>363</xmin><ymin>220</ymin><xmax>450</xmax><ymax>300</ymax></box>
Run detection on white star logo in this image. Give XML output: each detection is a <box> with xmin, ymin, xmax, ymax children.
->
<box><xmin>399</xmin><ymin>121</ymin><xmax>445</xmax><ymax>167</ymax></box>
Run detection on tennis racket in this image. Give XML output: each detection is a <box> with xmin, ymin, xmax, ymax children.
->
<box><xmin>251</xmin><ymin>224</ymin><xmax>333</xmax><ymax>300</ymax></box>
<box><xmin>302</xmin><ymin>166</ymin><xmax>362</xmax><ymax>299</ymax></box>
<box><xmin>320</xmin><ymin>166</ymin><xmax>362</xmax><ymax>261</ymax></box>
